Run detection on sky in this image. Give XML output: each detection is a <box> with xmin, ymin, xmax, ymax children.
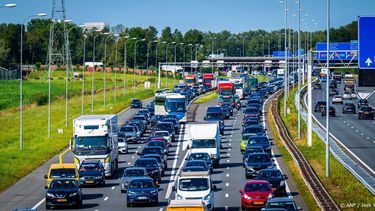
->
<box><xmin>1</xmin><ymin>0</ymin><xmax>374</xmax><ymax>34</ymax></box>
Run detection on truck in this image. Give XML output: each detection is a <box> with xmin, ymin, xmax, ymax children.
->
<box><xmin>188</xmin><ymin>123</ymin><xmax>221</xmax><ymax>167</ymax></box>
<box><xmin>277</xmin><ymin>68</ymin><xmax>284</xmax><ymax>78</ymax></box>
<box><xmin>217</xmin><ymin>81</ymin><xmax>236</xmax><ymax>108</ymax></box>
<box><xmin>70</xmin><ymin>115</ymin><xmax>119</xmax><ymax>177</ymax></box>
<box><xmin>165</xmin><ymin>93</ymin><xmax>188</xmax><ymax>123</ymax></box>
<box><xmin>202</xmin><ymin>73</ymin><xmax>217</xmax><ymax>91</ymax></box>
<box><xmin>247</xmin><ymin>77</ymin><xmax>258</xmax><ymax>92</ymax></box>
<box><xmin>229</xmin><ymin>78</ymin><xmax>245</xmax><ymax>100</ymax></box>
<box><xmin>185</xmin><ymin>74</ymin><xmax>197</xmax><ymax>86</ymax></box>
<box><xmin>343</xmin><ymin>76</ymin><xmax>356</xmax><ymax>92</ymax></box>
<box><xmin>173</xmin><ymin>171</ymin><xmax>216</xmax><ymax>210</ymax></box>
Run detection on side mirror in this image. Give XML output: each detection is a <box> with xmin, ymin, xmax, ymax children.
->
<box><xmin>297</xmin><ymin>207</ymin><xmax>302</xmax><ymax>210</ymax></box>
<box><xmin>212</xmin><ymin>185</ymin><xmax>217</xmax><ymax>191</ymax></box>
<box><xmin>44</xmin><ymin>175</ymin><xmax>48</xmax><ymax>179</ymax></box>
<box><xmin>239</xmin><ymin>189</ymin><xmax>243</xmax><ymax>194</ymax></box>
<box><xmin>45</xmin><ymin>186</ymin><xmax>48</xmax><ymax>189</ymax></box>
<box><xmin>284</xmin><ymin>174</ymin><xmax>288</xmax><ymax>179</ymax></box>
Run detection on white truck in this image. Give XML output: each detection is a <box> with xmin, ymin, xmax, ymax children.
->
<box><xmin>70</xmin><ymin>115</ymin><xmax>119</xmax><ymax>177</ymax></box>
<box><xmin>188</xmin><ymin>123</ymin><xmax>221</xmax><ymax>167</ymax></box>
<box><xmin>229</xmin><ymin>78</ymin><xmax>245</xmax><ymax>99</ymax></box>
<box><xmin>173</xmin><ymin>171</ymin><xmax>216</xmax><ymax>211</ymax></box>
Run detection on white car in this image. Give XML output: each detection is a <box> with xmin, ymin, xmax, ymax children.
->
<box><xmin>332</xmin><ymin>95</ymin><xmax>343</xmax><ymax>104</ymax></box>
<box><xmin>154</xmin><ymin>130</ymin><xmax>172</xmax><ymax>145</ymax></box>
<box><xmin>118</xmin><ymin>137</ymin><xmax>128</xmax><ymax>154</ymax></box>
<box><xmin>343</xmin><ymin>92</ymin><xmax>352</xmax><ymax>100</ymax></box>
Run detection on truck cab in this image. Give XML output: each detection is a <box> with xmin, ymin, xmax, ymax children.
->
<box><xmin>167</xmin><ymin>199</ymin><xmax>208</xmax><ymax>211</ymax></box>
<box><xmin>174</xmin><ymin>171</ymin><xmax>217</xmax><ymax>210</ymax></box>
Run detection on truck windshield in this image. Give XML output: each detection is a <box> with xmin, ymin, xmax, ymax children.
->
<box><xmin>219</xmin><ymin>89</ymin><xmax>233</xmax><ymax>96</ymax></box>
<box><xmin>179</xmin><ymin>178</ymin><xmax>209</xmax><ymax>191</ymax></box>
<box><xmin>166</xmin><ymin>101</ymin><xmax>186</xmax><ymax>112</ymax></box>
<box><xmin>192</xmin><ymin>139</ymin><xmax>216</xmax><ymax>148</ymax></box>
<box><xmin>186</xmin><ymin>78</ymin><xmax>195</xmax><ymax>84</ymax></box>
<box><xmin>73</xmin><ymin>136</ymin><xmax>110</xmax><ymax>155</ymax></box>
<box><xmin>235</xmin><ymin>83</ymin><xmax>243</xmax><ymax>89</ymax></box>
<box><xmin>50</xmin><ymin>168</ymin><xmax>76</xmax><ymax>179</ymax></box>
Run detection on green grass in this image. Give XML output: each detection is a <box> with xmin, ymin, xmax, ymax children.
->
<box><xmin>279</xmin><ymin>88</ymin><xmax>375</xmax><ymax>209</ymax></box>
<box><xmin>0</xmin><ymin>73</ymin><xmax>176</xmax><ymax>192</ymax></box>
<box><xmin>194</xmin><ymin>91</ymin><xmax>218</xmax><ymax>104</ymax></box>
<box><xmin>0</xmin><ymin>70</ymin><xmax>159</xmax><ymax>110</ymax></box>
<box><xmin>257</xmin><ymin>75</ymin><xmax>269</xmax><ymax>82</ymax></box>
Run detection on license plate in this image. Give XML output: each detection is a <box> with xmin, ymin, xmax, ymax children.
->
<box><xmin>254</xmin><ymin>201</ymin><xmax>264</xmax><ymax>205</ymax></box>
<box><xmin>272</xmin><ymin>188</ymin><xmax>277</xmax><ymax>192</ymax></box>
<box><xmin>365</xmin><ymin>112</ymin><xmax>369</xmax><ymax>114</ymax></box>
<box><xmin>137</xmin><ymin>196</ymin><xmax>148</xmax><ymax>200</ymax></box>
<box><xmin>85</xmin><ymin>180</ymin><xmax>94</xmax><ymax>184</ymax></box>
<box><xmin>57</xmin><ymin>199</ymin><xmax>67</xmax><ymax>202</ymax></box>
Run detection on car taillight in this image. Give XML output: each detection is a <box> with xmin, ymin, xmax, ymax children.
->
<box><xmin>231</xmin><ymin>102</ymin><xmax>235</xmax><ymax>106</ymax></box>
<box><xmin>218</xmin><ymin>102</ymin><xmax>222</xmax><ymax>106</ymax></box>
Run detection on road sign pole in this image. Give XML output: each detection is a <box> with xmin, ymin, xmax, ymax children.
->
<box><xmin>307</xmin><ymin>50</ymin><xmax>313</xmax><ymax>146</ymax></box>
<box><xmin>325</xmin><ymin>0</ymin><xmax>331</xmax><ymax>178</ymax></box>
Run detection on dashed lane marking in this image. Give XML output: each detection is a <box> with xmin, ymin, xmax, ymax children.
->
<box><xmin>226</xmin><ymin>183</ymin><xmax>229</xmax><ymax>187</ymax></box>
<box><xmin>104</xmin><ymin>197</ymin><xmax>108</xmax><ymax>201</ymax></box>
<box><xmin>111</xmin><ymin>186</ymin><xmax>115</xmax><ymax>190</ymax></box>
<box><xmin>226</xmin><ymin>174</ymin><xmax>229</xmax><ymax>177</ymax></box>
<box><xmin>225</xmin><ymin>193</ymin><xmax>229</xmax><ymax>198</ymax></box>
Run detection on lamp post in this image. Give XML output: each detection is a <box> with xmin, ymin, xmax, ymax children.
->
<box><xmin>81</xmin><ymin>34</ymin><xmax>87</xmax><ymax>115</ymax></box>
<box><xmin>123</xmin><ymin>37</ymin><xmax>136</xmax><ymax>97</ymax></box>
<box><xmin>19</xmin><ymin>13</ymin><xmax>47</xmax><ymax>150</ymax></box>
<box><xmin>147</xmin><ymin>40</ymin><xmax>159</xmax><ymax>83</ymax></box>
<box><xmin>103</xmin><ymin>34</ymin><xmax>114</xmax><ymax>107</ymax></box>
<box><xmin>156</xmin><ymin>41</ymin><xmax>167</xmax><ymax>89</ymax></box>
<box><xmin>165</xmin><ymin>42</ymin><xmax>175</xmax><ymax>88</ymax></box>
<box><xmin>325</xmin><ymin>0</ymin><xmax>331</xmax><ymax>178</ymax></box>
<box><xmin>280</xmin><ymin>0</ymin><xmax>289</xmax><ymax>118</ymax></box>
<box><xmin>174</xmin><ymin>42</ymin><xmax>184</xmax><ymax>86</ymax></box>
<box><xmin>296</xmin><ymin>0</ymin><xmax>302</xmax><ymax>139</ymax></box>
<box><xmin>133</xmin><ymin>39</ymin><xmax>146</xmax><ymax>96</ymax></box>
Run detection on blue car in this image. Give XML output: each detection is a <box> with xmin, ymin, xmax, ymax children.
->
<box><xmin>246</xmin><ymin>136</ymin><xmax>272</xmax><ymax>155</ymax></box>
<box><xmin>244</xmin><ymin>153</ymin><xmax>274</xmax><ymax>178</ymax></box>
<box><xmin>204</xmin><ymin>106</ymin><xmax>225</xmax><ymax>134</ymax></box>
<box><xmin>242</xmin><ymin>125</ymin><xmax>266</xmax><ymax>137</ymax></box>
<box><xmin>126</xmin><ymin>177</ymin><xmax>159</xmax><ymax>207</ymax></box>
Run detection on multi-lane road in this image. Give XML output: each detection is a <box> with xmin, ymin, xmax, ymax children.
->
<box><xmin>0</xmin><ymin>94</ymin><xmax>307</xmax><ymax>211</ymax></box>
<box><xmin>310</xmin><ymin>81</ymin><xmax>375</xmax><ymax>176</ymax></box>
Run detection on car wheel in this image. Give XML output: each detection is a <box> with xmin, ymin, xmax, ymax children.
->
<box><xmin>127</xmin><ymin>203</ymin><xmax>131</xmax><ymax>207</ymax></box>
<box><xmin>46</xmin><ymin>204</ymin><xmax>51</xmax><ymax>210</ymax></box>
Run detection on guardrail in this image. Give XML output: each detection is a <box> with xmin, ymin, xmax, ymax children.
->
<box><xmin>297</xmin><ymin>84</ymin><xmax>375</xmax><ymax>195</ymax></box>
<box><xmin>271</xmin><ymin>89</ymin><xmax>340</xmax><ymax>210</ymax></box>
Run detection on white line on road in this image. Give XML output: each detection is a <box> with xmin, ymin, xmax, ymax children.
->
<box><xmin>159</xmin><ymin>208</ymin><xmax>163</xmax><ymax>211</ymax></box>
<box><xmin>131</xmin><ymin>156</ymin><xmax>134</xmax><ymax>159</ymax></box>
<box><xmin>104</xmin><ymin>197</ymin><xmax>108</xmax><ymax>201</ymax></box>
<box><xmin>225</xmin><ymin>193</ymin><xmax>229</xmax><ymax>198</ymax></box>
<box><xmin>227</xmin><ymin>166</ymin><xmax>229</xmax><ymax>170</ymax></box>
<box><xmin>127</xmin><ymin>162</ymin><xmax>131</xmax><ymax>165</ymax></box>
<box><xmin>111</xmin><ymin>186</ymin><xmax>115</xmax><ymax>190</ymax></box>
<box><xmin>228</xmin><ymin>143</ymin><xmax>231</xmax><ymax>146</ymax></box>
<box><xmin>228</xmin><ymin>148</ymin><xmax>231</xmax><ymax>151</ymax></box>
<box><xmin>361</xmin><ymin>133</ymin><xmax>364</xmax><ymax>136</ymax></box>
<box><xmin>227</xmin><ymin>153</ymin><xmax>230</xmax><ymax>157</ymax></box>
<box><xmin>226</xmin><ymin>174</ymin><xmax>229</xmax><ymax>177</ymax></box>
<box><xmin>227</xmin><ymin>159</ymin><xmax>230</xmax><ymax>162</ymax></box>
<box><xmin>31</xmin><ymin>198</ymin><xmax>45</xmax><ymax>209</ymax></box>
<box><xmin>226</xmin><ymin>183</ymin><xmax>229</xmax><ymax>187</ymax></box>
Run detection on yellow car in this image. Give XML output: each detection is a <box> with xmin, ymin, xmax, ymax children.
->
<box><xmin>240</xmin><ymin>133</ymin><xmax>257</xmax><ymax>152</ymax></box>
<box><xmin>167</xmin><ymin>199</ymin><xmax>208</xmax><ymax>211</ymax></box>
<box><xmin>44</xmin><ymin>163</ymin><xmax>79</xmax><ymax>188</ymax></box>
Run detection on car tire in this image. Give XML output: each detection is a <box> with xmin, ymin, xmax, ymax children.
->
<box><xmin>127</xmin><ymin>203</ymin><xmax>131</xmax><ymax>207</ymax></box>
<box><xmin>46</xmin><ymin>204</ymin><xmax>51</xmax><ymax>210</ymax></box>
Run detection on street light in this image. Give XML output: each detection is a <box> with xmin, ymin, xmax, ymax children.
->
<box><xmin>123</xmin><ymin>37</ymin><xmax>136</xmax><ymax>97</ymax></box>
<box><xmin>146</xmin><ymin>40</ymin><xmax>159</xmax><ymax>83</ymax></box>
<box><xmin>81</xmin><ymin>34</ymin><xmax>87</xmax><ymax>115</ymax></box>
<box><xmin>325</xmin><ymin>0</ymin><xmax>331</xmax><ymax>178</ymax></box>
<box><xmin>280</xmin><ymin>0</ymin><xmax>289</xmax><ymax>118</ymax></box>
<box><xmin>165</xmin><ymin>41</ymin><xmax>176</xmax><ymax>88</ymax></box>
<box><xmin>19</xmin><ymin>12</ymin><xmax>47</xmax><ymax>150</ymax></box>
<box><xmin>103</xmin><ymin>34</ymin><xmax>115</xmax><ymax>107</ymax></box>
<box><xmin>91</xmin><ymin>31</ymin><xmax>109</xmax><ymax>113</ymax></box>
<box><xmin>133</xmin><ymin>38</ymin><xmax>146</xmax><ymax>96</ymax></box>
<box><xmin>156</xmin><ymin>41</ymin><xmax>167</xmax><ymax>89</ymax></box>
<box><xmin>174</xmin><ymin>42</ymin><xmax>184</xmax><ymax>86</ymax></box>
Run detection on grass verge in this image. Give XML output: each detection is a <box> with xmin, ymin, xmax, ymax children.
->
<box><xmin>279</xmin><ymin>88</ymin><xmax>375</xmax><ymax>209</ymax></box>
<box><xmin>194</xmin><ymin>91</ymin><xmax>218</xmax><ymax>104</ymax></box>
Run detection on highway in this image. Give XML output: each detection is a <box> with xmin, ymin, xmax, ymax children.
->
<box><xmin>310</xmin><ymin>81</ymin><xmax>375</xmax><ymax>176</ymax></box>
<box><xmin>0</xmin><ymin>94</ymin><xmax>306</xmax><ymax>211</ymax></box>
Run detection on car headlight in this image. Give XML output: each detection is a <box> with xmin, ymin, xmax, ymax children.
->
<box><xmin>204</xmin><ymin>194</ymin><xmax>211</xmax><ymax>201</ymax></box>
<box><xmin>243</xmin><ymin>194</ymin><xmax>251</xmax><ymax>200</ymax></box>
<box><xmin>46</xmin><ymin>193</ymin><xmax>55</xmax><ymax>198</ymax></box>
<box><xmin>246</xmin><ymin>165</ymin><xmax>254</xmax><ymax>171</ymax></box>
<box><xmin>127</xmin><ymin>191</ymin><xmax>135</xmax><ymax>196</ymax></box>
<box><xmin>69</xmin><ymin>192</ymin><xmax>78</xmax><ymax>197</ymax></box>
<box><xmin>150</xmin><ymin>189</ymin><xmax>158</xmax><ymax>195</ymax></box>
<box><xmin>268</xmin><ymin>193</ymin><xmax>273</xmax><ymax>199</ymax></box>
<box><xmin>176</xmin><ymin>194</ymin><xmax>183</xmax><ymax>200</ymax></box>
<box><xmin>280</xmin><ymin>181</ymin><xmax>285</xmax><ymax>187</ymax></box>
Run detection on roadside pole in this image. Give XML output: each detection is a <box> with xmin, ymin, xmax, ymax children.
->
<box><xmin>325</xmin><ymin>0</ymin><xmax>331</xmax><ymax>177</ymax></box>
<box><xmin>307</xmin><ymin>50</ymin><xmax>312</xmax><ymax>146</ymax></box>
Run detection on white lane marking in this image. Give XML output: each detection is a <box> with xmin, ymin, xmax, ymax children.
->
<box><xmin>367</xmin><ymin>137</ymin><xmax>370</xmax><ymax>140</ymax></box>
<box><xmin>138</xmin><ymin>145</ymin><xmax>141</xmax><ymax>148</ymax></box>
<box><xmin>347</xmin><ymin>123</ymin><xmax>350</xmax><ymax>126</ymax></box>
<box><xmin>351</xmin><ymin>126</ymin><xmax>354</xmax><ymax>129</ymax></box>
<box><xmin>111</xmin><ymin>186</ymin><xmax>115</xmax><ymax>190</ymax></box>
<box><xmin>31</xmin><ymin>198</ymin><xmax>45</xmax><ymax>209</ymax></box>
<box><xmin>227</xmin><ymin>159</ymin><xmax>230</xmax><ymax>163</ymax></box>
<box><xmin>365</xmin><ymin>89</ymin><xmax>375</xmax><ymax>99</ymax></box>
<box><xmin>372</xmin><ymin>122</ymin><xmax>375</xmax><ymax>124</ymax></box>
<box><xmin>226</xmin><ymin>183</ymin><xmax>229</xmax><ymax>187</ymax></box>
<box><xmin>226</xmin><ymin>174</ymin><xmax>229</xmax><ymax>177</ymax></box>
<box><xmin>227</xmin><ymin>166</ymin><xmax>230</xmax><ymax>170</ymax></box>
<box><xmin>131</xmin><ymin>156</ymin><xmax>134</xmax><ymax>159</ymax></box>
<box><xmin>227</xmin><ymin>153</ymin><xmax>230</xmax><ymax>157</ymax></box>
<box><xmin>355</xmin><ymin>130</ymin><xmax>359</xmax><ymax>132</ymax></box>
<box><xmin>344</xmin><ymin>120</ymin><xmax>346</xmax><ymax>123</ymax></box>
<box><xmin>95</xmin><ymin>209</ymin><xmax>99</xmax><ymax>211</ymax></box>
<box><xmin>135</xmin><ymin>150</ymin><xmax>138</xmax><ymax>153</ymax></box>
<box><xmin>225</xmin><ymin>193</ymin><xmax>229</xmax><ymax>198</ymax></box>
<box><xmin>127</xmin><ymin>162</ymin><xmax>131</xmax><ymax>165</ymax></box>
<box><xmin>104</xmin><ymin>197</ymin><xmax>108</xmax><ymax>201</ymax></box>
<box><xmin>228</xmin><ymin>143</ymin><xmax>231</xmax><ymax>146</ymax></box>
<box><xmin>165</xmin><ymin>124</ymin><xmax>186</xmax><ymax>199</ymax></box>
<box><xmin>229</xmin><ymin>139</ymin><xmax>232</xmax><ymax>142</ymax></box>
<box><xmin>228</xmin><ymin>148</ymin><xmax>231</xmax><ymax>151</ymax></box>
<box><xmin>361</xmin><ymin>133</ymin><xmax>364</xmax><ymax>136</ymax></box>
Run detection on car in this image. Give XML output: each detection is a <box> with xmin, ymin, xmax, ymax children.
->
<box><xmin>120</xmin><ymin>167</ymin><xmax>148</xmax><ymax>193</ymax></box>
<box><xmin>332</xmin><ymin>95</ymin><xmax>343</xmax><ymax>104</ymax></box>
<box><xmin>329</xmin><ymin>81</ymin><xmax>337</xmax><ymax>89</ymax></box>
<box><xmin>204</xmin><ymin>106</ymin><xmax>225</xmax><ymax>134</ymax></box>
<box><xmin>133</xmin><ymin>158</ymin><xmax>162</xmax><ymax>185</ymax></box>
<box><xmin>45</xmin><ymin>163</ymin><xmax>79</xmax><ymax>188</ymax></box>
<box><xmin>256</xmin><ymin>169</ymin><xmax>288</xmax><ymax>196</ymax></box>
<box><xmin>186</xmin><ymin>152</ymin><xmax>213</xmax><ymax>173</ymax></box>
<box><xmin>321</xmin><ymin>106</ymin><xmax>336</xmax><ymax>117</ymax></box>
<box><xmin>263</xmin><ymin>197</ymin><xmax>302</xmax><ymax>211</ymax></box>
<box><xmin>314</xmin><ymin>101</ymin><xmax>326</xmax><ymax>112</ymax></box>
<box><xmin>142</xmin><ymin>154</ymin><xmax>166</xmax><ymax>175</ymax></box>
<box><xmin>246</xmin><ymin>136</ymin><xmax>272</xmax><ymax>155</ymax></box>
<box><xmin>242</xmin><ymin>125</ymin><xmax>266</xmax><ymax>137</ymax></box>
<box><xmin>342</xmin><ymin>103</ymin><xmax>356</xmax><ymax>114</ymax></box>
<box><xmin>184</xmin><ymin>160</ymin><xmax>210</xmax><ymax>173</ymax></box>
<box><xmin>313</xmin><ymin>83</ymin><xmax>322</xmax><ymax>89</ymax></box>
<box><xmin>132</xmin><ymin>115</ymin><xmax>148</xmax><ymax>127</ymax></box>
<box><xmin>155</xmin><ymin>122</ymin><xmax>176</xmax><ymax>141</ymax></box>
<box><xmin>357</xmin><ymin>99</ymin><xmax>369</xmax><ymax>109</ymax></box>
<box><xmin>128</xmin><ymin>121</ymin><xmax>146</xmax><ymax>135</ymax></box>
<box><xmin>243</xmin><ymin>146</ymin><xmax>265</xmax><ymax>167</ymax></box>
<box><xmin>239</xmin><ymin>180</ymin><xmax>273</xmax><ymax>210</ymax></box>
<box><xmin>146</xmin><ymin>101</ymin><xmax>155</xmax><ymax>115</ymax></box>
<box><xmin>78</xmin><ymin>160</ymin><xmax>105</xmax><ymax>186</ymax></box>
<box><xmin>329</xmin><ymin>89</ymin><xmax>338</xmax><ymax>96</ymax></box>
<box><xmin>153</xmin><ymin>130</ymin><xmax>172</xmax><ymax>145</ymax></box>
<box><xmin>45</xmin><ymin>179</ymin><xmax>82</xmax><ymax>209</ymax></box>
<box><xmin>243</xmin><ymin>119</ymin><xmax>260</xmax><ymax>128</ymax></box>
<box><xmin>119</xmin><ymin>125</ymin><xmax>140</xmax><ymax>143</ymax></box>
<box><xmin>118</xmin><ymin>137</ymin><xmax>128</xmax><ymax>154</ymax></box>
<box><xmin>358</xmin><ymin>106</ymin><xmax>374</xmax><ymax>120</ymax></box>
<box><xmin>244</xmin><ymin>153</ymin><xmax>274</xmax><ymax>178</ymax></box>
<box><xmin>139</xmin><ymin>146</ymin><xmax>166</xmax><ymax>161</ymax></box>
<box><xmin>150</xmin><ymin>115</ymin><xmax>165</xmax><ymax>126</ymax></box>
<box><xmin>221</xmin><ymin>102</ymin><xmax>234</xmax><ymax>116</ymax></box>
<box><xmin>221</xmin><ymin>106</ymin><xmax>231</xmax><ymax>119</ymax></box>
<box><xmin>350</xmin><ymin>91</ymin><xmax>357</xmax><ymax>99</ymax></box>
<box><xmin>243</xmin><ymin>115</ymin><xmax>260</xmax><ymax>123</ymax></box>
<box><xmin>240</xmin><ymin>133</ymin><xmax>257</xmax><ymax>152</ymax></box>
<box><xmin>147</xmin><ymin>140</ymin><xmax>169</xmax><ymax>155</ymax></box>
<box><xmin>126</xmin><ymin>177</ymin><xmax>159</xmax><ymax>207</ymax></box>
<box><xmin>162</xmin><ymin>118</ymin><xmax>179</xmax><ymax>133</ymax></box>
<box><xmin>343</xmin><ymin>91</ymin><xmax>352</xmax><ymax>100</ymax></box>
<box><xmin>130</xmin><ymin>98</ymin><xmax>142</xmax><ymax>108</ymax></box>
<box><xmin>138</xmin><ymin>108</ymin><xmax>152</xmax><ymax>120</ymax></box>
<box><xmin>245</xmin><ymin>106</ymin><xmax>261</xmax><ymax>116</ymax></box>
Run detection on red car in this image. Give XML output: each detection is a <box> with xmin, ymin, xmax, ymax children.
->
<box><xmin>239</xmin><ymin>180</ymin><xmax>273</xmax><ymax>210</ymax></box>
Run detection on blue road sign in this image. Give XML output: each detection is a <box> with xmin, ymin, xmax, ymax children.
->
<box><xmin>295</xmin><ymin>49</ymin><xmax>304</xmax><ymax>56</ymax></box>
<box><xmin>316</xmin><ymin>42</ymin><xmax>358</xmax><ymax>51</ymax></box>
<box><xmin>358</xmin><ymin>16</ymin><xmax>375</xmax><ymax>69</ymax></box>
<box><xmin>273</xmin><ymin>51</ymin><xmax>292</xmax><ymax>58</ymax></box>
<box><xmin>316</xmin><ymin>51</ymin><xmax>357</xmax><ymax>61</ymax></box>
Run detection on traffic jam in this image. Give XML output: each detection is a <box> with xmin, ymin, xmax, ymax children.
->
<box><xmin>41</xmin><ymin>71</ymin><xmax>302</xmax><ymax>210</ymax></box>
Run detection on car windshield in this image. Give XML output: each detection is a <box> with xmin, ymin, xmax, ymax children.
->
<box><xmin>245</xmin><ymin>108</ymin><xmax>258</xmax><ymax>113</ymax></box>
<box><xmin>156</xmin><ymin>124</ymin><xmax>173</xmax><ymax>131</ymax></box>
<box><xmin>189</xmin><ymin>153</ymin><xmax>210</xmax><ymax>160</ymax></box>
<box><xmin>133</xmin><ymin>116</ymin><xmax>145</xmax><ymax>121</ymax></box>
<box><xmin>244</xmin><ymin>121</ymin><xmax>258</xmax><ymax>126</ymax></box>
<box><xmin>267</xmin><ymin>201</ymin><xmax>297</xmax><ymax>210</ymax></box>
<box><xmin>79</xmin><ymin>163</ymin><xmax>100</xmax><ymax>172</ymax></box>
<box><xmin>186</xmin><ymin>161</ymin><xmax>206</xmax><ymax>168</ymax></box>
<box><xmin>248</xmin><ymin>137</ymin><xmax>268</xmax><ymax>144</ymax></box>
<box><xmin>244</xmin><ymin>127</ymin><xmax>263</xmax><ymax>134</ymax></box>
<box><xmin>148</xmin><ymin>142</ymin><xmax>164</xmax><ymax>147</ymax></box>
<box><xmin>259</xmin><ymin>170</ymin><xmax>282</xmax><ymax>179</ymax></box>
<box><xmin>132</xmin><ymin>99</ymin><xmax>140</xmax><ymax>103</ymax></box>
<box><xmin>245</xmin><ymin>183</ymin><xmax>271</xmax><ymax>192</ymax></box>
<box><xmin>222</xmin><ymin>97</ymin><xmax>232</xmax><ymax>102</ymax></box>
<box><xmin>155</xmin><ymin>132</ymin><xmax>168</xmax><ymax>136</ymax></box>
<box><xmin>50</xmin><ymin>168</ymin><xmax>76</xmax><ymax>178</ymax></box>
<box><xmin>361</xmin><ymin>107</ymin><xmax>373</xmax><ymax>112</ymax></box>
<box><xmin>192</xmin><ymin>139</ymin><xmax>216</xmax><ymax>148</ymax></box>
<box><xmin>206</xmin><ymin>113</ymin><xmax>221</xmax><ymax>119</ymax></box>
<box><xmin>73</xmin><ymin>136</ymin><xmax>109</xmax><ymax>154</ymax></box>
<box><xmin>245</xmin><ymin>148</ymin><xmax>264</xmax><ymax>154</ymax></box>
<box><xmin>183</xmin><ymin>167</ymin><xmax>206</xmax><ymax>172</ymax></box>
<box><xmin>124</xmin><ymin>169</ymin><xmax>146</xmax><ymax>177</ymax></box>
<box><xmin>166</xmin><ymin>101</ymin><xmax>186</xmax><ymax>112</ymax></box>
<box><xmin>248</xmin><ymin>154</ymin><xmax>271</xmax><ymax>163</ymax></box>
<box><xmin>179</xmin><ymin>178</ymin><xmax>209</xmax><ymax>191</ymax></box>
<box><xmin>235</xmin><ymin>83</ymin><xmax>243</xmax><ymax>89</ymax></box>
<box><xmin>122</xmin><ymin>127</ymin><xmax>134</xmax><ymax>132</ymax></box>
<box><xmin>142</xmin><ymin>148</ymin><xmax>162</xmax><ymax>155</ymax></box>
<box><xmin>134</xmin><ymin>159</ymin><xmax>158</xmax><ymax>167</ymax></box>
<box><xmin>129</xmin><ymin>180</ymin><xmax>154</xmax><ymax>189</ymax></box>
<box><xmin>145</xmin><ymin>156</ymin><xmax>162</xmax><ymax>163</ymax></box>
<box><xmin>50</xmin><ymin>180</ymin><xmax>78</xmax><ymax>189</ymax></box>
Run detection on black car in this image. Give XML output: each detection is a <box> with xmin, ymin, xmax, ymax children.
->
<box><xmin>45</xmin><ymin>179</ymin><xmax>82</xmax><ymax>209</ymax></box>
<box><xmin>126</xmin><ymin>177</ymin><xmax>159</xmax><ymax>207</ymax></box>
<box><xmin>221</xmin><ymin>106</ymin><xmax>230</xmax><ymax>119</ymax></box>
<box><xmin>314</xmin><ymin>101</ymin><xmax>327</xmax><ymax>112</ymax></box>
<box><xmin>78</xmin><ymin>161</ymin><xmax>105</xmax><ymax>186</ymax></box>
<box><xmin>186</xmin><ymin>152</ymin><xmax>213</xmax><ymax>173</ymax></box>
<box><xmin>162</xmin><ymin>118</ymin><xmax>179</xmax><ymax>133</ymax></box>
<box><xmin>155</xmin><ymin>122</ymin><xmax>175</xmax><ymax>140</ymax></box>
<box><xmin>244</xmin><ymin>153</ymin><xmax>274</xmax><ymax>178</ymax></box>
<box><xmin>184</xmin><ymin>160</ymin><xmax>210</xmax><ymax>173</ymax></box>
<box><xmin>342</xmin><ymin>103</ymin><xmax>356</xmax><ymax>114</ymax></box>
<box><xmin>256</xmin><ymin>169</ymin><xmax>288</xmax><ymax>196</ymax></box>
<box><xmin>138</xmin><ymin>109</ymin><xmax>151</xmax><ymax>120</ymax></box>
<box><xmin>357</xmin><ymin>99</ymin><xmax>369</xmax><ymax>109</ymax></box>
<box><xmin>146</xmin><ymin>101</ymin><xmax>155</xmax><ymax>115</ymax></box>
<box><xmin>242</xmin><ymin>146</ymin><xmax>265</xmax><ymax>167</ymax></box>
<box><xmin>139</xmin><ymin>146</ymin><xmax>166</xmax><ymax>162</ymax></box>
<box><xmin>321</xmin><ymin>106</ymin><xmax>336</xmax><ymax>117</ymax></box>
<box><xmin>221</xmin><ymin>102</ymin><xmax>234</xmax><ymax>116</ymax></box>
<box><xmin>150</xmin><ymin>115</ymin><xmax>165</xmax><ymax>126</ymax></box>
<box><xmin>329</xmin><ymin>81</ymin><xmax>337</xmax><ymax>89</ymax></box>
<box><xmin>147</xmin><ymin>140</ymin><xmax>169</xmax><ymax>155</ymax></box>
<box><xmin>142</xmin><ymin>154</ymin><xmax>166</xmax><ymax>175</ymax></box>
<box><xmin>131</xmin><ymin>98</ymin><xmax>142</xmax><ymax>108</ymax></box>
<box><xmin>204</xmin><ymin>106</ymin><xmax>225</xmax><ymax>134</ymax></box>
<box><xmin>358</xmin><ymin>106</ymin><xmax>374</xmax><ymax>120</ymax></box>
<box><xmin>133</xmin><ymin>158</ymin><xmax>161</xmax><ymax>185</ymax></box>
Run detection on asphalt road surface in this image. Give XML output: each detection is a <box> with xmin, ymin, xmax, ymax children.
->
<box><xmin>0</xmin><ymin>95</ymin><xmax>306</xmax><ymax>211</ymax></box>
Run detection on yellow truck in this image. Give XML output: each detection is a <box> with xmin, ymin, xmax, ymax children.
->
<box><xmin>167</xmin><ymin>200</ymin><xmax>208</xmax><ymax>211</ymax></box>
<box><xmin>44</xmin><ymin>163</ymin><xmax>79</xmax><ymax>188</ymax></box>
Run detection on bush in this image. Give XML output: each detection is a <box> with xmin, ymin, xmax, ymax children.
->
<box><xmin>31</xmin><ymin>93</ymin><xmax>49</xmax><ymax>106</ymax></box>
<box><xmin>35</xmin><ymin>62</ymin><xmax>42</xmax><ymax>70</ymax></box>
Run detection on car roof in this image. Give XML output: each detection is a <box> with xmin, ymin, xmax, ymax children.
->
<box><xmin>128</xmin><ymin>177</ymin><xmax>153</xmax><ymax>182</ymax></box>
<box><xmin>136</xmin><ymin>158</ymin><xmax>158</xmax><ymax>162</ymax></box>
<box><xmin>125</xmin><ymin>167</ymin><xmax>147</xmax><ymax>171</ymax></box>
<box><xmin>50</xmin><ymin>163</ymin><xmax>76</xmax><ymax>169</ymax></box>
<box><xmin>244</xmin><ymin>124</ymin><xmax>263</xmax><ymax>129</ymax></box>
<box><xmin>246</xmin><ymin>180</ymin><xmax>270</xmax><ymax>184</ymax></box>
<box><xmin>267</xmin><ymin>197</ymin><xmax>295</xmax><ymax>202</ymax></box>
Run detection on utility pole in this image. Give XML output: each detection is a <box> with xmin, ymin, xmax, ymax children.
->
<box><xmin>325</xmin><ymin>0</ymin><xmax>331</xmax><ymax>177</ymax></box>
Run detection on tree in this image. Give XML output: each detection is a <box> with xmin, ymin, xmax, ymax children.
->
<box><xmin>0</xmin><ymin>39</ymin><xmax>10</xmax><ymax>65</ymax></box>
